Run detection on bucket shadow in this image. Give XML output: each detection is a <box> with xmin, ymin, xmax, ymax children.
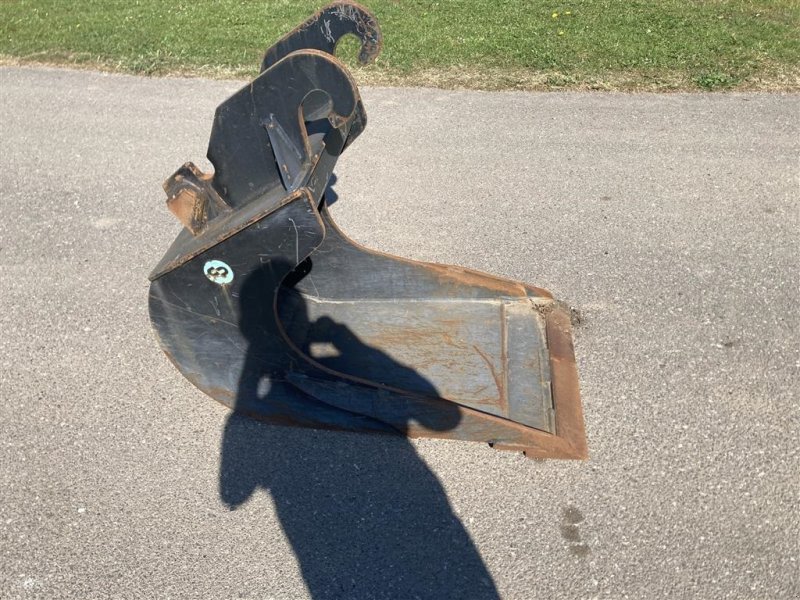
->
<box><xmin>219</xmin><ymin>262</ymin><xmax>500</xmax><ymax>600</ymax></box>
<box><xmin>324</xmin><ymin>172</ymin><xmax>339</xmax><ymax>206</ymax></box>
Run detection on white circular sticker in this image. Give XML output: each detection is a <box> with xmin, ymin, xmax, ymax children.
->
<box><xmin>203</xmin><ymin>260</ymin><xmax>234</xmax><ymax>285</ymax></box>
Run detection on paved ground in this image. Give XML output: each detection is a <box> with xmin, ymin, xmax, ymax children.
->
<box><xmin>0</xmin><ymin>66</ymin><xmax>798</xmax><ymax>599</ymax></box>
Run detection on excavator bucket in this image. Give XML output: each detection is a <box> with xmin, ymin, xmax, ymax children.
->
<box><xmin>148</xmin><ymin>2</ymin><xmax>587</xmax><ymax>459</ymax></box>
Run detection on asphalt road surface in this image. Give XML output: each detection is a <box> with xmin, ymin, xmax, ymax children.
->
<box><xmin>1</xmin><ymin>66</ymin><xmax>798</xmax><ymax>599</ymax></box>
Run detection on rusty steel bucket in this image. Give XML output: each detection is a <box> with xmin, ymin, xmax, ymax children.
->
<box><xmin>148</xmin><ymin>2</ymin><xmax>587</xmax><ymax>459</ymax></box>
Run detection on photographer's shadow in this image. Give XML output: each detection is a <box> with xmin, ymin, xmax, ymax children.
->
<box><xmin>219</xmin><ymin>262</ymin><xmax>500</xmax><ymax>599</ymax></box>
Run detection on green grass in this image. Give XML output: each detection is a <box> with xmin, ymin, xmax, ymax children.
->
<box><xmin>1</xmin><ymin>1</ymin><xmax>798</xmax><ymax>90</ymax></box>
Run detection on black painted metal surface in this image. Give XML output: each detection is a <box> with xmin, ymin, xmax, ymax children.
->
<box><xmin>148</xmin><ymin>2</ymin><xmax>587</xmax><ymax>459</ymax></box>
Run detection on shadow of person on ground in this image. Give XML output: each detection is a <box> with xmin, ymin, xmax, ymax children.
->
<box><xmin>219</xmin><ymin>261</ymin><xmax>500</xmax><ymax>600</ymax></box>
